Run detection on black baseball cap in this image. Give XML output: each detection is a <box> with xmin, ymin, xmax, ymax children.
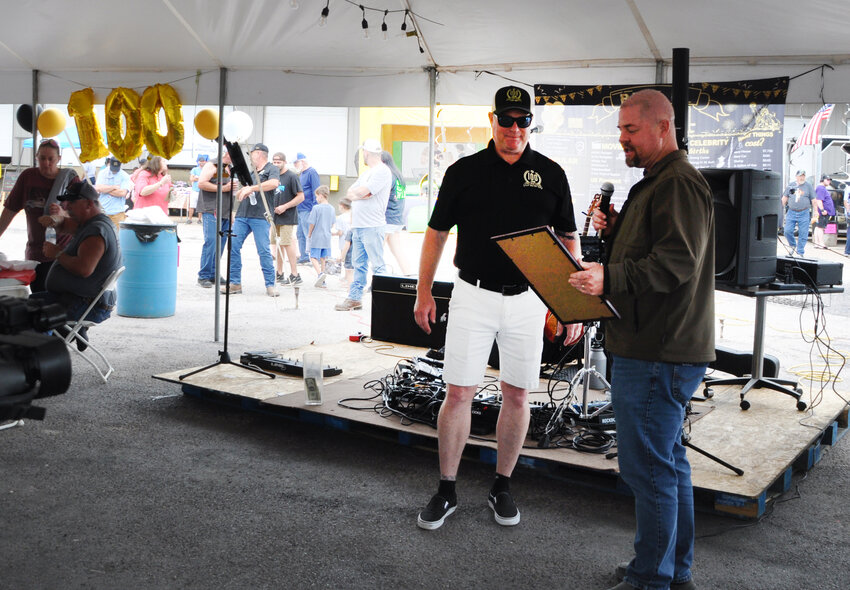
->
<box><xmin>251</xmin><ymin>143</ymin><xmax>269</xmax><ymax>153</ymax></box>
<box><xmin>108</xmin><ymin>157</ymin><xmax>121</xmax><ymax>172</ymax></box>
<box><xmin>821</xmin><ymin>174</ymin><xmax>831</xmax><ymax>181</ymax></box>
<box><xmin>493</xmin><ymin>85</ymin><xmax>532</xmax><ymax>116</ymax></box>
<box><xmin>58</xmin><ymin>181</ymin><xmax>98</xmax><ymax>202</ymax></box>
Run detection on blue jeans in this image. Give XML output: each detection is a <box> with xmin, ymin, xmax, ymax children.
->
<box><xmin>198</xmin><ymin>212</ymin><xmax>229</xmax><ymax>281</ymax></box>
<box><xmin>347</xmin><ymin>226</ymin><xmax>386</xmax><ymax>302</ymax></box>
<box><xmin>611</xmin><ymin>355</ymin><xmax>707</xmax><ymax>590</ymax></box>
<box><xmin>783</xmin><ymin>209</ymin><xmax>810</xmax><ymax>255</ymax></box>
<box><xmin>30</xmin><ymin>290</ymin><xmax>114</xmax><ymax>324</ymax></box>
<box><xmin>228</xmin><ymin>217</ymin><xmax>275</xmax><ymax>287</ymax></box>
<box><xmin>296</xmin><ymin>212</ymin><xmax>311</xmax><ymax>263</ymax></box>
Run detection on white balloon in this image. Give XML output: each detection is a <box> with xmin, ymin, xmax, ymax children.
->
<box><xmin>223</xmin><ymin>111</ymin><xmax>253</xmax><ymax>142</ymax></box>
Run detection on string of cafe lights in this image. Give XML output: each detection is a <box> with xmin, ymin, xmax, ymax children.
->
<box><xmin>290</xmin><ymin>0</ymin><xmax>443</xmax><ymax>51</ymax></box>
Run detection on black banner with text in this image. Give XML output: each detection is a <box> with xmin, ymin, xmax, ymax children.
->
<box><xmin>532</xmin><ymin>77</ymin><xmax>788</xmax><ymax>228</ymax></box>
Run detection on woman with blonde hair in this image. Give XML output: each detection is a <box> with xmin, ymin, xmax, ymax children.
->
<box><xmin>133</xmin><ymin>155</ymin><xmax>173</xmax><ymax>213</ymax></box>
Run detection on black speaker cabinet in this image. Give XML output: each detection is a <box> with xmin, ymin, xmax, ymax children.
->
<box><xmin>370</xmin><ymin>275</ymin><xmax>454</xmax><ymax>349</ymax></box>
<box><xmin>701</xmin><ymin>168</ymin><xmax>781</xmax><ymax>287</ymax></box>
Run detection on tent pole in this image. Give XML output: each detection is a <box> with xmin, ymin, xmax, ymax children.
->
<box><xmin>214</xmin><ymin>67</ymin><xmax>227</xmax><ymax>342</ymax></box>
<box><xmin>427</xmin><ymin>67</ymin><xmax>436</xmax><ymax>212</ymax></box>
<box><xmin>31</xmin><ymin>70</ymin><xmax>38</xmax><ymax>167</ymax></box>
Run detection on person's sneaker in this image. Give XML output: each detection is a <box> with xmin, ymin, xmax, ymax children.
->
<box><xmin>487</xmin><ymin>490</ymin><xmax>520</xmax><ymax>526</ymax></box>
<box><xmin>266</xmin><ymin>286</ymin><xmax>280</xmax><ymax>297</ymax></box>
<box><xmin>297</xmin><ymin>259</ymin><xmax>311</xmax><ymax>266</ymax></box>
<box><xmin>334</xmin><ymin>298</ymin><xmax>362</xmax><ymax>311</ymax></box>
<box><xmin>186</xmin><ymin>219</ymin><xmax>193</xmax><ymax>224</ymax></box>
<box><xmin>198</xmin><ymin>278</ymin><xmax>213</xmax><ymax>288</ymax></box>
<box><xmin>289</xmin><ymin>274</ymin><xmax>303</xmax><ymax>286</ymax></box>
<box><xmin>613</xmin><ymin>561</ymin><xmax>695</xmax><ymax>589</ymax></box>
<box><xmin>314</xmin><ymin>272</ymin><xmax>326</xmax><ymax>287</ymax></box>
<box><xmin>220</xmin><ymin>283</ymin><xmax>242</xmax><ymax>294</ymax></box>
<box><xmin>277</xmin><ymin>274</ymin><xmax>291</xmax><ymax>285</ymax></box>
<box><xmin>416</xmin><ymin>494</ymin><xmax>457</xmax><ymax>530</ymax></box>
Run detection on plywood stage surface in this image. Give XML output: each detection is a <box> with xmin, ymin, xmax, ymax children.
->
<box><xmin>155</xmin><ymin>340</ymin><xmax>849</xmax><ymax>518</ymax></box>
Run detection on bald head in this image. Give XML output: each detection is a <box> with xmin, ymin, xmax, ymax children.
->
<box><xmin>617</xmin><ymin>89</ymin><xmax>679</xmax><ymax>170</ymax></box>
<box><xmin>621</xmin><ymin>89</ymin><xmax>675</xmax><ymax>128</ymax></box>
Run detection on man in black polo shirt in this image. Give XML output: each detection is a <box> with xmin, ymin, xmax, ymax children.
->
<box><xmin>413</xmin><ymin>86</ymin><xmax>582</xmax><ymax>530</ymax></box>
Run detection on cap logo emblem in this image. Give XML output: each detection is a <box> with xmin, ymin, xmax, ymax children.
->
<box><xmin>506</xmin><ymin>88</ymin><xmax>523</xmax><ymax>102</ymax></box>
<box><xmin>523</xmin><ymin>170</ymin><xmax>542</xmax><ymax>190</ymax></box>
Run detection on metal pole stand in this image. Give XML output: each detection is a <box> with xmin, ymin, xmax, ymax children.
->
<box><xmin>569</xmin><ymin>321</ymin><xmax>611</xmax><ymax>421</ymax></box>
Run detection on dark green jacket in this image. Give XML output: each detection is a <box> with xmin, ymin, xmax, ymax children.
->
<box><xmin>604</xmin><ymin>150</ymin><xmax>715</xmax><ymax>363</ymax></box>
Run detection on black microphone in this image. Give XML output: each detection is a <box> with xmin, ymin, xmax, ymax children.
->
<box><xmin>530</xmin><ymin>124</ymin><xmax>544</xmax><ymax>134</ymax></box>
<box><xmin>599</xmin><ymin>182</ymin><xmax>614</xmax><ymax>221</ymax></box>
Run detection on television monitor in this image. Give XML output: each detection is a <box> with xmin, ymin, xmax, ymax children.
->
<box><xmin>700</xmin><ymin>168</ymin><xmax>781</xmax><ymax>287</ymax></box>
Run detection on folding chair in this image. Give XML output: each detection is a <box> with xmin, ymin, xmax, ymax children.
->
<box><xmin>60</xmin><ymin>266</ymin><xmax>125</xmax><ymax>383</ymax></box>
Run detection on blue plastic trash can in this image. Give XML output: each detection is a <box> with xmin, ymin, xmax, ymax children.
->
<box><xmin>117</xmin><ymin>222</ymin><xmax>178</xmax><ymax>318</ymax></box>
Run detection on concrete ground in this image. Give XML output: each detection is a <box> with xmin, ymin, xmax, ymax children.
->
<box><xmin>1</xmin><ymin>214</ymin><xmax>849</xmax><ymax>590</ymax></box>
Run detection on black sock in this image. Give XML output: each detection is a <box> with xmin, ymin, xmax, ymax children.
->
<box><xmin>437</xmin><ymin>479</ymin><xmax>456</xmax><ymax>504</ymax></box>
<box><xmin>491</xmin><ymin>473</ymin><xmax>510</xmax><ymax>496</ymax></box>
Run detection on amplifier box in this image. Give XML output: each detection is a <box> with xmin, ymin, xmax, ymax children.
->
<box><xmin>776</xmin><ymin>257</ymin><xmax>843</xmax><ymax>286</ymax></box>
<box><xmin>370</xmin><ymin>275</ymin><xmax>454</xmax><ymax>349</ymax></box>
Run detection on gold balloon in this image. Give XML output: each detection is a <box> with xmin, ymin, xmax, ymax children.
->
<box><xmin>37</xmin><ymin>108</ymin><xmax>67</xmax><ymax>138</ymax></box>
<box><xmin>194</xmin><ymin>108</ymin><xmax>219</xmax><ymax>140</ymax></box>
<box><xmin>105</xmin><ymin>87</ymin><xmax>143</xmax><ymax>163</ymax></box>
<box><xmin>67</xmin><ymin>88</ymin><xmax>109</xmax><ymax>162</ymax></box>
<box><xmin>140</xmin><ymin>84</ymin><xmax>184</xmax><ymax>160</ymax></box>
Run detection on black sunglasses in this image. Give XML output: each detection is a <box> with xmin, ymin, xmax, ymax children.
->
<box><xmin>495</xmin><ymin>113</ymin><xmax>533</xmax><ymax>129</ymax></box>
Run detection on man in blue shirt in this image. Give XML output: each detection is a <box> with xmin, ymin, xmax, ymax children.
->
<box><xmin>813</xmin><ymin>174</ymin><xmax>836</xmax><ymax>248</ymax></box>
<box><xmin>293</xmin><ymin>152</ymin><xmax>320</xmax><ymax>264</ymax></box>
<box><xmin>94</xmin><ymin>157</ymin><xmax>133</xmax><ymax>230</ymax></box>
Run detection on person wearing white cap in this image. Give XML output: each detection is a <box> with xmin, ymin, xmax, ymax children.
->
<box><xmin>334</xmin><ymin>139</ymin><xmax>392</xmax><ymax>311</ymax></box>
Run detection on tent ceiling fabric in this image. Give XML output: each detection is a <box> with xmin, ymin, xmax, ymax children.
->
<box><xmin>1</xmin><ymin>0</ymin><xmax>849</xmax><ymax>106</ymax></box>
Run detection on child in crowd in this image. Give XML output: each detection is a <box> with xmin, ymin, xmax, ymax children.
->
<box><xmin>332</xmin><ymin>197</ymin><xmax>354</xmax><ymax>286</ymax></box>
<box><xmin>307</xmin><ymin>185</ymin><xmax>336</xmax><ymax>288</ymax></box>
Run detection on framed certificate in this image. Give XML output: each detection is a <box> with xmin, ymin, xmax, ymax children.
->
<box><xmin>493</xmin><ymin>226</ymin><xmax>619</xmax><ymax>323</ymax></box>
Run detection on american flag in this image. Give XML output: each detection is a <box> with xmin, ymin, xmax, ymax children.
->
<box><xmin>793</xmin><ymin>104</ymin><xmax>834</xmax><ymax>151</ymax></box>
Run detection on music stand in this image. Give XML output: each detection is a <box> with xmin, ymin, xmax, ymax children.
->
<box><xmin>180</xmin><ymin>141</ymin><xmax>274</xmax><ymax>381</ymax></box>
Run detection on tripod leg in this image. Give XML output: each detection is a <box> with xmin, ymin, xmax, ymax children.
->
<box><xmin>682</xmin><ymin>436</ymin><xmax>744</xmax><ymax>476</ymax></box>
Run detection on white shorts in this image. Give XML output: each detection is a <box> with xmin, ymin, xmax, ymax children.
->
<box><xmin>443</xmin><ymin>275</ymin><xmax>546</xmax><ymax>391</ymax></box>
<box><xmin>189</xmin><ymin>190</ymin><xmax>199</xmax><ymax>208</ymax></box>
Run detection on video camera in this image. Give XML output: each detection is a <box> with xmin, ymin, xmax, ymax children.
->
<box><xmin>0</xmin><ymin>296</ymin><xmax>72</xmax><ymax>422</ymax></box>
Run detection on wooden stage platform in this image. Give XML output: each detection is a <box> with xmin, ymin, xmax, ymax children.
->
<box><xmin>155</xmin><ymin>340</ymin><xmax>850</xmax><ymax>520</ymax></box>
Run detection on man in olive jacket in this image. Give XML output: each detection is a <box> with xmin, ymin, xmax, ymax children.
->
<box><xmin>570</xmin><ymin>89</ymin><xmax>714</xmax><ymax>590</ymax></box>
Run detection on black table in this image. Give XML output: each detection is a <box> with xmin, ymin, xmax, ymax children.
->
<box><xmin>706</xmin><ymin>283</ymin><xmax>843</xmax><ymax>410</ymax></box>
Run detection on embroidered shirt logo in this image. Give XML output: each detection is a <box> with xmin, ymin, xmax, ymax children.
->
<box><xmin>506</xmin><ymin>87</ymin><xmax>523</xmax><ymax>103</ymax></box>
<box><xmin>523</xmin><ymin>170</ymin><xmax>542</xmax><ymax>189</ymax></box>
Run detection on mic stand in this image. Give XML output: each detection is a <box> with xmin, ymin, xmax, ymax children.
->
<box><xmin>682</xmin><ymin>430</ymin><xmax>744</xmax><ymax>475</ymax></box>
<box><xmin>180</xmin><ymin>174</ymin><xmax>274</xmax><ymax>381</ymax></box>
<box><xmin>569</xmin><ymin>321</ymin><xmax>611</xmax><ymax>422</ymax></box>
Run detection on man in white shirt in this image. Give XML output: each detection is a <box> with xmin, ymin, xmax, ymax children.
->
<box><xmin>334</xmin><ymin>139</ymin><xmax>391</xmax><ymax>311</ymax></box>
